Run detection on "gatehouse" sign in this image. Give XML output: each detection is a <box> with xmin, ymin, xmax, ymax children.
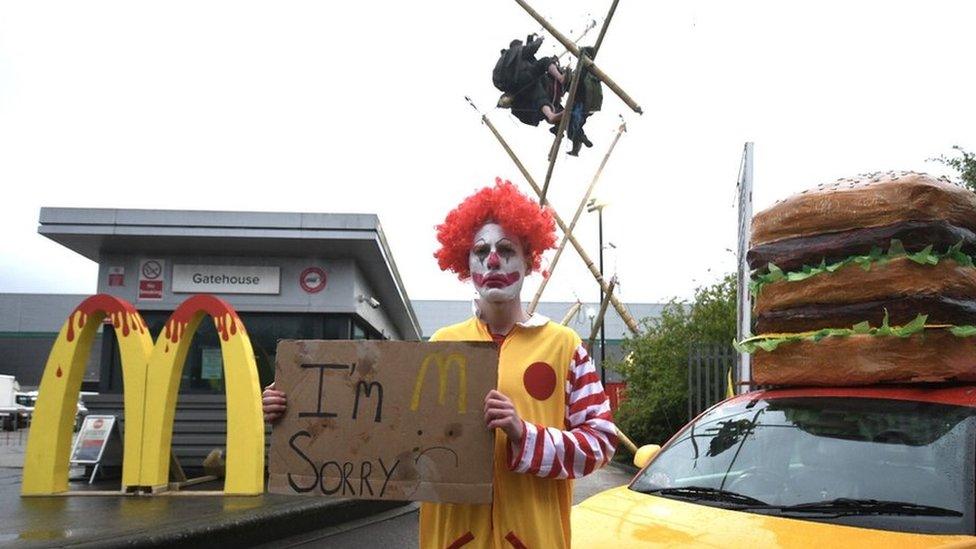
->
<box><xmin>172</xmin><ymin>265</ymin><xmax>280</xmax><ymax>295</ymax></box>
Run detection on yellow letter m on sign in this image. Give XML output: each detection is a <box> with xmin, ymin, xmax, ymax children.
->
<box><xmin>410</xmin><ymin>353</ymin><xmax>468</xmax><ymax>414</ymax></box>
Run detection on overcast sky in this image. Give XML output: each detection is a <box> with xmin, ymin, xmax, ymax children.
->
<box><xmin>1</xmin><ymin>1</ymin><xmax>973</xmax><ymax>306</ymax></box>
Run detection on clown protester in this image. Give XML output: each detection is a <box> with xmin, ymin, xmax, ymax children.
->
<box><xmin>262</xmin><ymin>179</ymin><xmax>617</xmax><ymax>548</ymax></box>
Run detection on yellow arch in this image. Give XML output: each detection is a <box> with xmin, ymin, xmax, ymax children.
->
<box><xmin>139</xmin><ymin>295</ymin><xmax>264</xmax><ymax>495</ymax></box>
<box><xmin>22</xmin><ymin>295</ymin><xmax>153</xmax><ymax>495</ymax></box>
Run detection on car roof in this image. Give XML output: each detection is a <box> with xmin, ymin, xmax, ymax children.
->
<box><xmin>727</xmin><ymin>384</ymin><xmax>976</xmax><ymax>408</ymax></box>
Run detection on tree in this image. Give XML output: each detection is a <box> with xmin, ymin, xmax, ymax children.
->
<box><xmin>931</xmin><ymin>145</ymin><xmax>976</xmax><ymax>192</ymax></box>
<box><xmin>610</xmin><ymin>274</ymin><xmax>736</xmax><ymax>447</ymax></box>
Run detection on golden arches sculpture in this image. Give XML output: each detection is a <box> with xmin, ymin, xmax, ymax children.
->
<box><xmin>21</xmin><ymin>294</ymin><xmax>264</xmax><ymax>496</ymax></box>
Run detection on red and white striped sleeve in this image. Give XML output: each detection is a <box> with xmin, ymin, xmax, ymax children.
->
<box><xmin>508</xmin><ymin>344</ymin><xmax>618</xmax><ymax>479</ymax></box>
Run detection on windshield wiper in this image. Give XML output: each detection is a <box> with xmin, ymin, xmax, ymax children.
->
<box><xmin>644</xmin><ymin>485</ymin><xmax>769</xmax><ymax>506</ymax></box>
<box><xmin>769</xmin><ymin>498</ymin><xmax>962</xmax><ymax>517</ymax></box>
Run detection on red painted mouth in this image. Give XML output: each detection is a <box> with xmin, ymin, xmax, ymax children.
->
<box><xmin>472</xmin><ymin>272</ymin><xmax>522</xmax><ymax>289</ymax></box>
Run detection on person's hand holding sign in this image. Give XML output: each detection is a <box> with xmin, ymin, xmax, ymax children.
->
<box><xmin>262</xmin><ymin>382</ymin><xmax>288</xmax><ymax>423</ymax></box>
<box><xmin>483</xmin><ymin>389</ymin><xmax>524</xmax><ymax>446</ymax></box>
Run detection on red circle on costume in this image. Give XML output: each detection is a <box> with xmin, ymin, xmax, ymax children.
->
<box><xmin>523</xmin><ymin>362</ymin><xmax>557</xmax><ymax>401</ymax></box>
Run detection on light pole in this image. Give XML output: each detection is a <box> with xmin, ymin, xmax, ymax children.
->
<box><xmin>586</xmin><ymin>198</ymin><xmax>608</xmax><ymax>385</ymax></box>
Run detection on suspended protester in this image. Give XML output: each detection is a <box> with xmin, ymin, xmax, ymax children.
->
<box><xmin>567</xmin><ymin>46</ymin><xmax>604</xmax><ymax>156</ymax></box>
<box><xmin>493</xmin><ymin>35</ymin><xmax>567</xmax><ymax>128</ymax></box>
<box><xmin>263</xmin><ymin>180</ymin><xmax>618</xmax><ymax>548</ymax></box>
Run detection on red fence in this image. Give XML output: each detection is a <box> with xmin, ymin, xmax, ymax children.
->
<box><xmin>605</xmin><ymin>382</ymin><xmax>627</xmax><ymax>412</ymax></box>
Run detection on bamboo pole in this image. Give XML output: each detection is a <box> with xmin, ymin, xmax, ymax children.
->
<box><xmin>592</xmin><ymin>0</ymin><xmax>620</xmax><ymax>55</ymax></box>
<box><xmin>541</xmin><ymin>0</ymin><xmax>622</xmax><ymax>205</ymax></box>
<box><xmin>587</xmin><ymin>276</ymin><xmax>617</xmax><ymax>350</ymax></box>
<box><xmin>557</xmin><ymin>19</ymin><xmax>597</xmax><ymax>60</ymax></box>
<box><xmin>615</xmin><ymin>426</ymin><xmax>639</xmax><ymax>454</ymax></box>
<box><xmin>466</xmin><ymin>98</ymin><xmax>640</xmax><ymax>334</ymax></box>
<box><xmin>548</xmin><ymin>60</ymin><xmax>584</xmax><ymax>163</ymax></box>
<box><xmin>539</xmin><ymin>58</ymin><xmax>585</xmax><ymax>205</ymax></box>
<box><xmin>560</xmin><ymin>301</ymin><xmax>582</xmax><ymax>325</ymax></box>
<box><xmin>528</xmin><ymin>120</ymin><xmax>626</xmax><ymax>314</ymax></box>
<box><xmin>512</xmin><ymin>0</ymin><xmax>642</xmax><ymax>114</ymax></box>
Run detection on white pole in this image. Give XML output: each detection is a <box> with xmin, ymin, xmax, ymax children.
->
<box><xmin>736</xmin><ymin>143</ymin><xmax>754</xmax><ymax>392</ymax></box>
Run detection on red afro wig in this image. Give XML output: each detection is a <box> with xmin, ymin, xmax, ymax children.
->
<box><xmin>435</xmin><ymin>178</ymin><xmax>557</xmax><ymax>280</ymax></box>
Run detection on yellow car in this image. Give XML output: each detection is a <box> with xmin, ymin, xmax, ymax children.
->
<box><xmin>573</xmin><ymin>386</ymin><xmax>976</xmax><ymax>548</ymax></box>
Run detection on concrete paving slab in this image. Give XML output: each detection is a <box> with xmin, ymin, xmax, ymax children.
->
<box><xmin>0</xmin><ymin>430</ymin><xmax>639</xmax><ymax>548</ymax></box>
<box><xmin>0</xmin><ymin>472</ymin><xmax>403</xmax><ymax>548</ymax></box>
<box><xmin>0</xmin><ymin>429</ymin><xmax>403</xmax><ymax>548</ymax></box>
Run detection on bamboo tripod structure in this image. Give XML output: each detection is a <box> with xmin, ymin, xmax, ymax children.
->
<box><xmin>560</xmin><ymin>301</ymin><xmax>583</xmax><ymax>325</ymax></box>
<box><xmin>465</xmin><ymin>97</ymin><xmax>640</xmax><ymax>335</ymax></box>
<box><xmin>557</xmin><ymin>19</ymin><xmax>597</xmax><ymax>60</ymax></box>
<box><xmin>471</xmin><ymin>2</ymin><xmax>647</xmax><ymax>453</ymax></box>
<box><xmin>528</xmin><ymin>119</ymin><xmax>626</xmax><ymax>315</ymax></box>
<box><xmin>463</xmin><ymin>1</ymin><xmax>644</xmax><ymax>335</ymax></box>
<box><xmin>514</xmin><ymin>0</ymin><xmax>641</xmax><ymax>115</ymax></box>
<box><xmin>587</xmin><ymin>276</ymin><xmax>617</xmax><ymax>351</ymax></box>
<box><xmin>540</xmin><ymin>0</ymin><xmax>620</xmax><ymax>204</ymax></box>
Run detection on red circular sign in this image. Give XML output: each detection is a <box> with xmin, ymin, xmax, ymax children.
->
<box><xmin>523</xmin><ymin>362</ymin><xmax>557</xmax><ymax>401</ymax></box>
<box><xmin>300</xmin><ymin>267</ymin><xmax>327</xmax><ymax>293</ymax></box>
<box><xmin>93</xmin><ymin>419</ymin><xmax>104</xmax><ymax>429</ymax></box>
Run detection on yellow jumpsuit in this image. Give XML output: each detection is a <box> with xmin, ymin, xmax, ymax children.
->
<box><xmin>420</xmin><ymin>315</ymin><xmax>617</xmax><ymax>548</ymax></box>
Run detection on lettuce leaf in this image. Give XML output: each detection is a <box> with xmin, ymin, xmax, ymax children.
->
<box><xmin>950</xmin><ymin>325</ymin><xmax>976</xmax><ymax>337</ymax></box>
<box><xmin>735</xmin><ymin>314</ymin><xmax>968</xmax><ymax>354</ymax></box>
<box><xmin>751</xmin><ymin>239</ymin><xmax>974</xmax><ymax>297</ymax></box>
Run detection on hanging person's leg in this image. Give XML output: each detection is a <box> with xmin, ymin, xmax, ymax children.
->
<box><xmin>567</xmin><ymin>104</ymin><xmax>585</xmax><ymax>156</ymax></box>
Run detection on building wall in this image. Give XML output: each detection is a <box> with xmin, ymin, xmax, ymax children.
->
<box><xmin>350</xmin><ymin>262</ymin><xmax>400</xmax><ymax>339</ymax></box>
<box><xmin>96</xmin><ymin>255</ymin><xmax>354</xmax><ymax>312</ymax></box>
<box><xmin>93</xmin><ymin>255</ymin><xmax>400</xmax><ymax>338</ymax></box>
<box><xmin>0</xmin><ymin>294</ymin><xmax>101</xmax><ymax>387</ymax></box>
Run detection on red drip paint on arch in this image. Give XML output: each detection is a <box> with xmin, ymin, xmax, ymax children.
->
<box><xmin>163</xmin><ymin>295</ymin><xmax>242</xmax><ymax>348</ymax></box>
<box><xmin>67</xmin><ymin>294</ymin><xmax>142</xmax><ymax>342</ymax></box>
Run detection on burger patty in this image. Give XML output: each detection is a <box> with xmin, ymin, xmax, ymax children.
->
<box><xmin>754</xmin><ymin>256</ymin><xmax>976</xmax><ymax>315</ymax></box>
<box><xmin>755</xmin><ymin>295</ymin><xmax>976</xmax><ymax>334</ymax></box>
<box><xmin>752</xmin><ymin>329</ymin><xmax>976</xmax><ymax>386</ymax></box>
<box><xmin>747</xmin><ymin>220</ymin><xmax>976</xmax><ymax>273</ymax></box>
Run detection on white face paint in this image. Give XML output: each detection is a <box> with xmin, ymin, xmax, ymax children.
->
<box><xmin>469</xmin><ymin>223</ymin><xmax>528</xmax><ymax>303</ymax></box>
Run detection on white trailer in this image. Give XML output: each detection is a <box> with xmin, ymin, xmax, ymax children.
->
<box><xmin>0</xmin><ymin>374</ymin><xmax>28</xmax><ymax>430</ymax></box>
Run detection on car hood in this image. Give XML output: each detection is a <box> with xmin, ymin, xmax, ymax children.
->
<box><xmin>572</xmin><ymin>486</ymin><xmax>976</xmax><ymax>548</ymax></box>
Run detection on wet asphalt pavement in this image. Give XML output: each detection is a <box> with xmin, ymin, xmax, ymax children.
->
<box><xmin>2</xmin><ymin>428</ymin><xmax>637</xmax><ymax>548</ymax></box>
<box><xmin>259</xmin><ymin>463</ymin><xmax>638</xmax><ymax>548</ymax></box>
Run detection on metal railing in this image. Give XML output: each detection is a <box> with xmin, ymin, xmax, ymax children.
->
<box><xmin>687</xmin><ymin>343</ymin><xmax>736</xmax><ymax>421</ymax></box>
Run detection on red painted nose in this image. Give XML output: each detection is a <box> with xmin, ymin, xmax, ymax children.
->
<box><xmin>487</xmin><ymin>251</ymin><xmax>501</xmax><ymax>269</ymax></box>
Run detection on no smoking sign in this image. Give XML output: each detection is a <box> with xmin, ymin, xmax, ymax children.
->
<box><xmin>141</xmin><ymin>260</ymin><xmax>162</xmax><ymax>280</ymax></box>
<box><xmin>139</xmin><ymin>259</ymin><xmax>164</xmax><ymax>300</ymax></box>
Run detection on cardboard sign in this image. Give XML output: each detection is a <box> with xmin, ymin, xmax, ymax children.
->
<box><xmin>70</xmin><ymin>415</ymin><xmax>117</xmax><ymax>464</ymax></box>
<box><xmin>268</xmin><ymin>340</ymin><xmax>498</xmax><ymax>504</ymax></box>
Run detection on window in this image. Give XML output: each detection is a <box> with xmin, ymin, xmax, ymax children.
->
<box><xmin>631</xmin><ymin>396</ymin><xmax>976</xmax><ymax>535</ymax></box>
<box><xmin>99</xmin><ymin>312</ymin><xmax>355</xmax><ymax>394</ymax></box>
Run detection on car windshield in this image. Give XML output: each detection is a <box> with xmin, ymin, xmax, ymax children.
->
<box><xmin>630</xmin><ymin>396</ymin><xmax>976</xmax><ymax>535</ymax></box>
